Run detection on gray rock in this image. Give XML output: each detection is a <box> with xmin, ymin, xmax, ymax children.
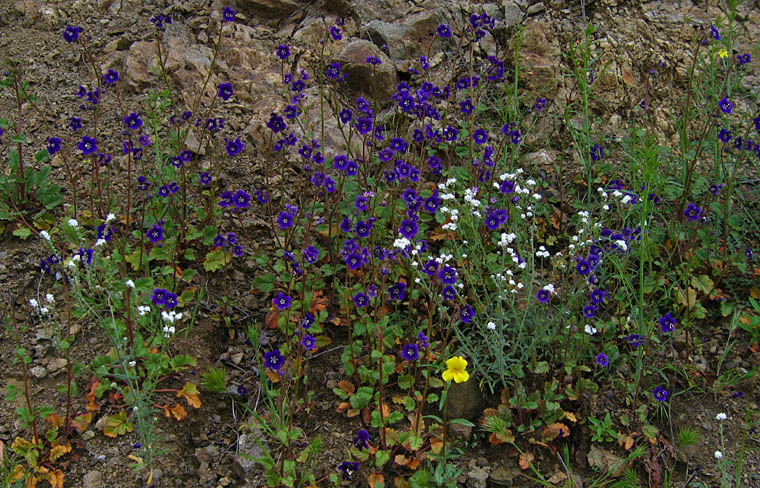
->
<box><xmin>446</xmin><ymin>377</ymin><xmax>483</xmax><ymax>420</ymax></box>
<box><xmin>29</xmin><ymin>366</ymin><xmax>47</xmax><ymax>378</ymax></box>
<box><xmin>238</xmin><ymin>0</ymin><xmax>301</xmax><ymax>20</ymax></box>
<box><xmin>503</xmin><ymin>1</ymin><xmax>524</xmax><ymax>26</ymax></box>
<box><xmin>233</xmin><ymin>425</ymin><xmax>269</xmax><ymax>478</ymax></box>
<box><xmin>333</xmin><ymin>40</ymin><xmax>397</xmax><ymax>99</ymax></box>
<box><xmin>82</xmin><ymin>470</ymin><xmax>102</xmax><ymax>488</ymax></box>
<box><xmin>527</xmin><ymin>2</ymin><xmax>546</xmax><ymax>15</ymax></box>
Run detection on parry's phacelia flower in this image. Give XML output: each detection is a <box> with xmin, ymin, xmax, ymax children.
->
<box><xmin>388</xmin><ymin>282</ymin><xmax>406</xmax><ymax>301</ymax></box>
<box><xmin>684</xmin><ymin>203</ymin><xmax>702</xmax><ymax>222</ymax></box>
<box><xmin>232</xmin><ymin>189</ymin><xmax>250</xmax><ymax>208</ymax></box>
<box><xmin>437</xmin><ymin>24</ymin><xmax>451</xmax><ymax>38</ymax></box>
<box><xmin>151</xmin><ymin>288</ymin><xmax>168</xmax><ymax>306</ymax></box>
<box><xmin>352</xmin><ymin>292</ymin><xmax>369</xmax><ymax>308</ymax></box>
<box><xmin>653</xmin><ymin>386</ymin><xmax>668</xmax><ymax>402</ymax></box>
<box><xmin>225</xmin><ymin>137</ymin><xmax>245</xmax><ymax>157</ymax></box>
<box><xmin>329</xmin><ymin>25</ymin><xmax>342</xmax><ymax>41</ymax></box>
<box><xmin>353</xmin><ymin>430</ymin><xmax>370</xmax><ymax>450</ymax></box>
<box><xmin>222</xmin><ymin>6</ymin><xmax>235</xmax><ymax>22</ymax></box>
<box><xmin>718</xmin><ymin>96</ymin><xmax>733</xmax><ymax>114</ymax></box>
<box><xmin>146</xmin><ymin>224</ymin><xmax>164</xmax><ymax>243</ymax></box>
<box><xmin>473</xmin><ymin>128</ymin><xmax>488</xmax><ymax>144</ymax></box>
<box><xmin>591</xmin><ymin>144</ymin><xmax>604</xmax><ymax>161</ymax></box>
<box><xmin>276</xmin><ymin>44</ymin><xmax>290</xmax><ymax>60</ymax></box>
<box><xmin>337</xmin><ymin>461</ymin><xmax>359</xmax><ymax>480</ymax></box>
<box><xmin>537</xmin><ymin>289</ymin><xmax>551</xmax><ymax>304</ymax></box>
<box><xmin>218</xmin><ymin>82</ymin><xmax>234</xmax><ymax>101</ymax></box>
<box><xmin>438</xmin><ymin>266</ymin><xmax>457</xmax><ymax>284</ymax></box>
<box><xmin>103</xmin><ymin>69</ymin><xmax>119</xmax><ymax>84</ymax></box>
<box><xmin>123</xmin><ymin>113</ymin><xmax>143</xmax><ymax>130</ymax></box>
<box><xmin>301</xmin><ymin>334</ymin><xmax>316</xmax><ymax>350</ymax></box>
<box><xmin>78</xmin><ymin>136</ymin><xmax>98</xmax><ymax>155</ymax></box>
<box><xmin>659</xmin><ymin>313</ymin><xmax>676</xmax><ymax>333</ymax></box>
<box><xmin>272</xmin><ymin>292</ymin><xmax>291</xmax><ymax>310</ymax></box>
<box><xmin>401</xmin><ymin>344</ymin><xmax>419</xmax><ymax>361</ymax></box>
<box><xmin>595</xmin><ymin>353</ymin><xmax>609</xmax><ymax>367</ymax></box>
<box><xmin>459</xmin><ymin>305</ymin><xmax>474</xmax><ymax>323</ymax></box>
<box><xmin>264</xmin><ymin>349</ymin><xmax>284</xmax><ymax>370</ymax></box>
<box><xmin>442</xmin><ymin>285</ymin><xmax>457</xmax><ymax>300</ymax></box>
<box><xmin>277</xmin><ymin>212</ymin><xmax>294</xmax><ymax>229</ymax></box>
<box><xmin>47</xmin><ymin>137</ymin><xmax>61</xmax><ymax>154</ymax></box>
<box><xmin>63</xmin><ymin>25</ymin><xmax>82</xmax><ymax>43</ymax></box>
<box><xmin>326</xmin><ymin>62</ymin><xmax>341</xmax><ymax>80</ymax></box>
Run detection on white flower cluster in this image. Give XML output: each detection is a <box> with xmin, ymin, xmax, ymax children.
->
<box><xmin>29</xmin><ymin>295</ymin><xmax>54</xmax><ymax>316</ymax></box>
<box><xmin>536</xmin><ymin>245</ymin><xmax>551</xmax><ymax>258</ymax></box>
<box><xmin>161</xmin><ymin>310</ymin><xmax>183</xmax><ymax>337</ymax></box>
<box><xmin>497</xmin><ymin>232</ymin><xmax>517</xmax><ymax>247</ymax></box>
<box><xmin>137</xmin><ymin>306</ymin><xmax>151</xmax><ymax>316</ymax></box>
<box><xmin>463</xmin><ymin>187</ymin><xmax>481</xmax><ymax>208</ymax></box>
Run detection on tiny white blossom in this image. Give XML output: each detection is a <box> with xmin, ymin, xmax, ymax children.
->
<box><xmin>414</xmin><ymin>277</ymin><xmax>421</xmax><ymax>284</ymax></box>
<box><xmin>39</xmin><ymin>230</ymin><xmax>50</xmax><ymax>241</ymax></box>
<box><xmin>45</xmin><ymin>294</ymin><xmax>55</xmax><ymax>304</ymax></box>
<box><xmin>584</xmin><ymin>325</ymin><xmax>598</xmax><ymax>335</ymax></box>
<box><xmin>716</xmin><ymin>413</ymin><xmax>727</xmax><ymax>421</ymax></box>
<box><xmin>29</xmin><ymin>298</ymin><xmax>39</xmax><ymax>308</ymax></box>
<box><xmin>486</xmin><ymin>322</ymin><xmax>496</xmax><ymax>330</ymax></box>
<box><xmin>543</xmin><ymin>284</ymin><xmax>555</xmax><ymax>293</ymax></box>
<box><xmin>125</xmin><ymin>279</ymin><xmax>135</xmax><ymax>289</ymax></box>
<box><xmin>128</xmin><ymin>361</ymin><xmax>136</xmax><ymax>367</ymax></box>
<box><xmin>95</xmin><ymin>239</ymin><xmax>107</xmax><ymax>247</ymax></box>
<box><xmin>615</xmin><ymin>239</ymin><xmax>628</xmax><ymax>251</ymax></box>
<box><xmin>714</xmin><ymin>451</ymin><xmax>723</xmax><ymax>459</ymax></box>
<box><xmin>526</xmin><ymin>179</ymin><xmax>536</xmax><ymax>186</ymax></box>
<box><xmin>137</xmin><ymin>306</ymin><xmax>151</xmax><ymax>316</ymax></box>
<box><xmin>603</xmin><ymin>205</ymin><xmax>610</xmax><ymax>211</ymax></box>
<box><xmin>533</xmin><ymin>194</ymin><xmax>542</xmax><ymax>200</ymax></box>
<box><xmin>106</xmin><ymin>213</ymin><xmax>115</xmax><ymax>223</ymax></box>
<box><xmin>68</xmin><ymin>219</ymin><xmax>78</xmax><ymax>228</ymax></box>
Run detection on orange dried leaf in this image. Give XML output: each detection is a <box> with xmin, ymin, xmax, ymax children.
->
<box><xmin>394</xmin><ymin>454</ymin><xmax>409</xmax><ymax>466</ymax></box>
<box><xmin>362</xmin><ymin>407</ymin><xmax>371</xmax><ymax>423</ymax></box>
<box><xmin>177</xmin><ymin>383</ymin><xmax>201</xmax><ymax>409</ymax></box>
<box><xmin>368</xmin><ymin>473</ymin><xmax>384</xmax><ymax>488</ymax></box>
<box><xmin>542</xmin><ymin>422</ymin><xmax>569</xmax><ymax>442</ymax></box>
<box><xmin>406</xmin><ymin>457</ymin><xmax>421</xmax><ymax>470</ymax></box>
<box><xmin>336</xmin><ymin>402</ymin><xmax>349</xmax><ymax>413</ymax></box>
<box><xmin>46</xmin><ymin>414</ymin><xmax>64</xmax><ymax>428</ymax></box>
<box><xmin>70</xmin><ymin>413</ymin><xmax>92</xmax><ymax>433</ymax></box>
<box><xmin>337</xmin><ymin>380</ymin><xmax>355</xmax><ymax>395</ymax></box>
<box><xmin>167</xmin><ymin>403</ymin><xmax>188</xmax><ymax>421</ymax></box>
<box><xmin>519</xmin><ymin>451</ymin><xmax>534</xmax><ymax>470</ymax></box>
<box><xmin>429</xmin><ymin>438</ymin><xmax>443</xmax><ymax>455</ymax></box>
<box><xmin>86</xmin><ymin>381</ymin><xmax>100</xmax><ymax>413</ymax></box>
<box><xmin>347</xmin><ymin>408</ymin><xmax>360</xmax><ymax>418</ymax></box>
<box><xmin>624</xmin><ymin>435</ymin><xmax>635</xmax><ymax>450</ymax></box>
<box><xmin>265</xmin><ymin>309</ymin><xmax>279</xmax><ymax>329</ymax></box>
<box><xmin>49</xmin><ymin>444</ymin><xmax>71</xmax><ymax>462</ymax></box>
<box><xmin>563</xmin><ymin>411</ymin><xmax>578</xmax><ymax>422</ymax></box>
<box><xmin>265</xmin><ymin>370</ymin><xmax>281</xmax><ymax>383</ymax></box>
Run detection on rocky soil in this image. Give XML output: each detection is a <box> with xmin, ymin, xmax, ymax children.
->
<box><xmin>0</xmin><ymin>0</ymin><xmax>759</xmax><ymax>487</ymax></box>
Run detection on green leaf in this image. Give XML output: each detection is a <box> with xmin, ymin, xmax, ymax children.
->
<box><xmin>11</xmin><ymin>134</ymin><xmax>27</xmax><ymax>144</ymax></box>
<box><xmin>375</xmin><ymin>449</ymin><xmax>390</xmax><ymax>467</ymax></box>
<box><xmin>449</xmin><ymin>418</ymin><xmax>475</xmax><ymax>427</ymax></box>
<box><xmin>12</xmin><ymin>226</ymin><xmax>32</xmax><ymax>239</ymax></box>
<box><xmin>34</xmin><ymin>149</ymin><xmax>50</xmax><ymax>163</ymax></box>
<box><xmin>203</xmin><ymin>248</ymin><xmax>228</xmax><ymax>272</ymax></box>
<box><xmin>252</xmin><ymin>273</ymin><xmax>275</xmax><ymax>293</ymax></box>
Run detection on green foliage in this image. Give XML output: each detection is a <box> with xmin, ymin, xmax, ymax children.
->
<box><xmin>201</xmin><ymin>366</ymin><xmax>228</xmax><ymax>393</ymax></box>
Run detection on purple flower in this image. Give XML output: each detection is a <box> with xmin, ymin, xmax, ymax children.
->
<box><xmin>266</xmin><ymin>113</ymin><xmax>286</xmax><ymax>133</ymax></box>
<box><xmin>151</xmin><ymin>288</ymin><xmax>167</xmax><ymax>306</ymax></box>
<box><xmin>710</xmin><ymin>25</ymin><xmax>720</xmax><ymax>40</ymax></box>
<box><xmin>418</xmin><ymin>331</ymin><xmax>429</xmax><ymax>347</ymax></box>
<box><xmin>438</xmin><ymin>266</ymin><xmax>457</xmax><ymax>284</ymax></box>
<box><xmin>69</xmin><ymin>117</ymin><xmax>82</xmax><ymax>132</ymax></box>
<box><xmin>273</xmin><ymin>292</ymin><xmax>291</xmax><ymax>310</ymax></box>
<box><xmin>63</xmin><ymin>26</ymin><xmax>82</xmax><ymax>43</ymax></box>
<box><xmin>576</xmin><ymin>258</ymin><xmax>591</xmax><ymax>276</ymax></box>
<box><xmin>460</xmin><ymin>99</ymin><xmax>474</xmax><ymax>115</ymax></box>
<box><xmin>590</xmin><ymin>144</ymin><xmax>604</xmax><ymax>161</ymax></box>
<box><xmin>104</xmin><ymin>69</ymin><xmax>119</xmax><ymax>84</ymax></box>
<box><xmin>225</xmin><ymin>137</ymin><xmax>245</xmax><ymax>156</ymax></box>
<box><xmin>123</xmin><ymin>113</ymin><xmax>143</xmax><ymax>130</ymax></box>
<box><xmin>218</xmin><ymin>82</ymin><xmax>234</xmax><ymax>101</ymax></box>
<box><xmin>473</xmin><ymin>129</ymin><xmax>488</xmax><ymax>144</ymax></box>
<box><xmin>339</xmin><ymin>108</ymin><xmax>353</xmax><ymax>124</ymax></box>
<box><xmin>537</xmin><ymin>289</ymin><xmax>550</xmax><ymax>304</ymax></box>
<box><xmin>47</xmin><ymin>137</ymin><xmax>61</xmax><ymax>154</ymax></box>
<box><xmin>353</xmin><ymin>430</ymin><xmax>370</xmax><ymax>450</ymax></box>
<box><xmin>718</xmin><ymin>128</ymin><xmax>732</xmax><ymax>142</ymax></box>
<box><xmin>276</xmin><ymin>44</ymin><xmax>290</xmax><ymax>60</ymax></box>
<box><xmin>277</xmin><ymin>212</ymin><xmax>294</xmax><ymax>229</ymax></box>
<box><xmin>402</xmin><ymin>344</ymin><xmax>419</xmax><ymax>361</ymax></box>
<box><xmin>460</xmin><ymin>305</ymin><xmax>474</xmax><ymax>323</ymax></box>
<box><xmin>222</xmin><ymin>6</ymin><xmax>235</xmax><ymax>22</ymax></box>
<box><xmin>659</xmin><ymin>313</ymin><xmax>676</xmax><ymax>333</ymax></box>
<box><xmin>595</xmin><ymin>353</ymin><xmax>609</xmax><ymax>367</ymax></box>
<box><xmin>718</xmin><ymin>96</ymin><xmax>733</xmax><ymax>114</ymax></box>
<box><xmin>164</xmin><ymin>292</ymin><xmax>178</xmax><ymax>309</ymax></box>
<box><xmin>77</xmin><ymin>136</ymin><xmax>97</xmax><ymax>155</ymax></box>
<box><xmin>352</xmin><ymin>292</ymin><xmax>369</xmax><ymax>308</ymax></box>
<box><xmin>337</xmin><ymin>461</ymin><xmax>359</xmax><ymax>480</ymax></box>
<box><xmin>684</xmin><ymin>203</ymin><xmax>702</xmax><ymax>222</ymax></box>
<box><xmin>533</xmin><ymin>97</ymin><xmax>547</xmax><ymax>111</ymax></box>
<box><xmin>146</xmin><ymin>224</ymin><xmax>164</xmax><ymax>243</ymax></box>
<box><xmin>264</xmin><ymin>350</ymin><xmax>284</xmax><ymax>370</ymax></box>
<box><xmin>300</xmin><ymin>313</ymin><xmax>314</xmax><ymax>329</ymax></box>
<box><xmin>301</xmin><ymin>334</ymin><xmax>316</xmax><ymax>351</ymax></box>
<box><xmin>589</xmin><ymin>289</ymin><xmax>607</xmax><ymax>305</ymax></box>
<box><xmin>442</xmin><ymin>285</ymin><xmax>457</xmax><ymax>300</ymax></box>
<box><xmin>653</xmin><ymin>386</ymin><xmax>668</xmax><ymax>402</ymax></box>
<box><xmin>627</xmin><ymin>334</ymin><xmax>644</xmax><ymax>347</ymax></box>
<box><xmin>398</xmin><ymin>219</ymin><xmax>418</xmax><ymax>240</ymax></box>
<box><xmin>388</xmin><ymin>282</ymin><xmax>406</xmax><ymax>301</ymax></box>
<box><xmin>329</xmin><ymin>25</ymin><xmax>342</xmax><ymax>41</ymax></box>
<box><xmin>437</xmin><ymin>24</ymin><xmax>451</xmax><ymax>38</ymax></box>
<box><xmin>233</xmin><ymin>189</ymin><xmax>250</xmax><ymax>208</ymax></box>
<box><xmin>326</xmin><ymin>62</ymin><xmax>341</xmax><ymax>80</ymax></box>
<box><xmin>583</xmin><ymin>304</ymin><xmax>597</xmax><ymax>318</ymax></box>
<box><xmin>303</xmin><ymin>245</ymin><xmax>319</xmax><ymax>264</ymax></box>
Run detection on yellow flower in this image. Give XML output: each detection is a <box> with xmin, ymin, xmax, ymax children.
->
<box><xmin>442</xmin><ymin>356</ymin><xmax>469</xmax><ymax>383</ymax></box>
<box><xmin>718</xmin><ymin>49</ymin><xmax>728</xmax><ymax>59</ymax></box>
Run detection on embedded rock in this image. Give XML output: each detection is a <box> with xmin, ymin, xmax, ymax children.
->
<box><xmin>238</xmin><ymin>0</ymin><xmax>301</xmax><ymax>20</ymax></box>
<box><xmin>333</xmin><ymin>39</ymin><xmax>397</xmax><ymax>99</ymax></box>
<box><xmin>445</xmin><ymin>377</ymin><xmax>483</xmax><ymax>420</ymax></box>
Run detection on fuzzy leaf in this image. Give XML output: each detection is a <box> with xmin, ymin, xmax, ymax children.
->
<box><xmin>177</xmin><ymin>382</ymin><xmax>201</xmax><ymax>409</ymax></box>
<box><xmin>103</xmin><ymin>411</ymin><xmax>133</xmax><ymax>438</ymax></box>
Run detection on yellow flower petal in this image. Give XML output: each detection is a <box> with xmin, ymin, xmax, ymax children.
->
<box><xmin>442</xmin><ymin>369</ymin><xmax>455</xmax><ymax>382</ymax></box>
<box><xmin>453</xmin><ymin>370</ymin><xmax>470</xmax><ymax>383</ymax></box>
<box><xmin>718</xmin><ymin>49</ymin><xmax>728</xmax><ymax>59</ymax></box>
